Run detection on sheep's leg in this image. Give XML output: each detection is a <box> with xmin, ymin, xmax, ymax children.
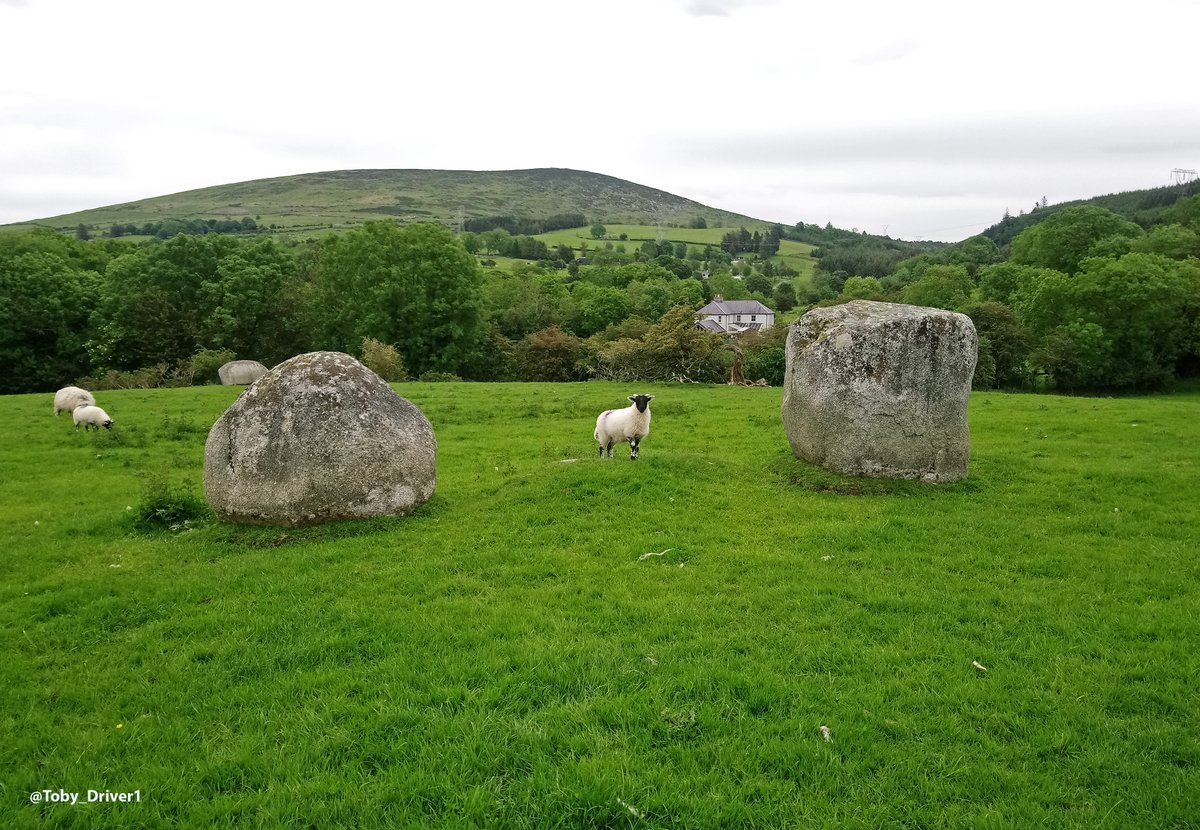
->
<box><xmin>598</xmin><ymin>443</ymin><xmax>605</xmax><ymax>459</ymax></box>
<box><xmin>630</xmin><ymin>438</ymin><xmax>640</xmax><ymax>460</ymax></box>
<box><xmin>606</xmin><ymin>440</ymin><xmax>614</xmax><ymax>458</ymax></box>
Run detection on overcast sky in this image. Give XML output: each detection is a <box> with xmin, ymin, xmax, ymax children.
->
<box><xmin>2</xmin><ymin>0</ymin><xmax>1199</xmax><ymax>241</ymax></box>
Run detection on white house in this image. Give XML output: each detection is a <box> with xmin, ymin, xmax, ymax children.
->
<box><xmin>696</xmin><ymin>295</ymin><xmax>775</xmax><ymax>333</ymax></box>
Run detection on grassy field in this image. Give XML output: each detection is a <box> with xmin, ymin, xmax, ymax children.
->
<box><xmin>538</xmin><ymin>226</ymin><xmax>746</xmax><ymax>248</ymax></box>
<box><xmin>2</xmin><ymin>382</ymin><xmax>1198</xmax><ymax>828</ymax></box>
<box><xmin>534</xmin><ymin>226</ymin><xmax>817</xmax><ymax>281</ymax></box>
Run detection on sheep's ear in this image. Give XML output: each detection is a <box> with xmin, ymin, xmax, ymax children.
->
<box><xmin>628</xmin><ymin>396</ymin><xmax>636</xmax><ymax>402</ymax></box>
<box><xmin>647</xmin><ymin>395</ymin><xmax>655</xmax><ymax>401</ymax></box>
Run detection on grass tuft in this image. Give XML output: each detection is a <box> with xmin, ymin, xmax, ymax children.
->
<box><xmin>131</xmin><ymin>474</ymin><xmax>211</xmax><ymax>533</ymax></box>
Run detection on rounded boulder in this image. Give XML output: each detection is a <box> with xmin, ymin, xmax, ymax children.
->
<box><xmin>218</xmin><ymin>360</ymin><xmax>269</xmax><ymax>385</ymax></box>
<box><xmin>781</xmin><ymin>300</ymin><xmax>977</xmax><ymax>482</ymax></box>
<box><xmin>204</xmin><ymin>351</ymin><xmax>436</xmax><ymax>526</ymax></box>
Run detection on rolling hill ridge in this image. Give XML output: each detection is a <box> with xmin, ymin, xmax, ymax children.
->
<box><xmin>5</xmin><ymin>168</ymin><xmax>767</xmax><ymax>239</ymax></box>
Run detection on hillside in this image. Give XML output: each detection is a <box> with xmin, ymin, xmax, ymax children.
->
<box><xmin>980</xmin><ymin>179</ymin><xmax>1200</xmax><ymax>247</ymax></box>
<box><xmin>2</xmin><ymin>168</ymin><xmax>766</xmax><ymax>239</ymax></box>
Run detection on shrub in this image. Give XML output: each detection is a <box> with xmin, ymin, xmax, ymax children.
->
<box><xmin>418</xmin><ymin>371</ymin><xmax>463</xmax><ymax>382</ymax></box>
<box><xmin>973</xmin><ymin>335</ymin><xmax>998</xmax><ymax>390</ymax></box>
<box><xmin>78</xmin><ymin>360</ymin><xmax>194</xmax><ymax>390</ymax></box>
<box><xmin>740</xmin><ymin>325</ymin><xmax>789</xmax><ymax>386</ymax></box>
<box><xmin>191</xmin><ymin>348</ymin><xmax>236</xmax><ymax>384</ymax></box>
<box><xmin>592</xmin><ymin>306</ymin><xmax>727</xmax><ymax>383</ymax></box>
<box><xmin>516</xmin><ymin>326</ymin><xmax>585</xmax><ymax>382</ymax></box>
<box><xmin>360</xmin><ymin>337</ymin><xmax>407</xmax><ymax>382</ymax></box>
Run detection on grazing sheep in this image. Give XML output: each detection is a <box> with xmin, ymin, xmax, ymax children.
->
<box><xmin>595</xmin><ymin>394</ymin><xmax>654</xmax><ymax>460</ymax></box>
<box><xmin>53</xmin><ymin>386</ymin><xmax>95</xmax><ymax>416</ymax></box>
<box><xmin>73</xmin><ymin>405</ymin><xmax>113</xmax><ymax>431</ymax></box>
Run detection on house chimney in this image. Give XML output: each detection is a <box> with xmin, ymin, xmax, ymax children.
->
<box><xmin>713</xmin><ymin>294</ymin><xmax>723</xmax><ymax>302</ymax></box>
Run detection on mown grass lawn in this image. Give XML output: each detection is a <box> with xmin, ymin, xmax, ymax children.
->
<box><xmin>2</xmin><ymin>382</ymin><xmax>1197</xmax><ymax>828</ymax></box>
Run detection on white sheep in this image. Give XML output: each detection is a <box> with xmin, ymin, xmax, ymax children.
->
<box><xmin>595</xmin><ymin>394</ymin><xmax>654</xmax><ymax>460</ymax></box>
<box><xmin>53</xmin><ymin>386</ymin><xmax>95</xmax><ymax>416</ymax></box>
<box><xmin>73</xmin><ymin>405</ymin><xmax>113</xmax><ymax>431</ymax></box>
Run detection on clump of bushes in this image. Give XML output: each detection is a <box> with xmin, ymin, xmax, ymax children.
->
<box><xmin>740</xmin><ymin>325</ymin><xmax>788</xmax><ymax>386</ymax></box>
<box><xmin>515</xmin><ymin>326</ymin><xmax>586</xmax><ymax>382</ymax></box>
<box><xmin>587</xmin><ymin>305</ymin><xmax>728</xmax><ymax>383</ymax></box>
<box><xmin>77</xmin><ymin>360</ymin><xmax>194</xmax><ymax>391</ymax></box>
<box><xmin>360</xmin><ymin>337</ymin><xmax>407</xmax><ymax>382</ymax></box>
<box><xmin>190</xmin><ymin>348</ymin><xmax>237</xmax><ymax>384</ymax></box>
<box><xmin>418</xmin><ymin>371</ymin><xmax>463</xmax><ymax>382</ymax></box>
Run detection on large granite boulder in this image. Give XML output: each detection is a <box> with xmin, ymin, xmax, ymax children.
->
<box><xmin>204</xmin><ymin>351</ymin><xmax>436</xmax><ymax>526</ymax></box>
<box><xmin>781</xmin><ymin>300</ymin><xmax>977</xmax><ymax>482</ymax></box>
<box><xmin>218</xmin><ymin>360</ymin><xmax>269</xmax><ymax>385</ymax></box>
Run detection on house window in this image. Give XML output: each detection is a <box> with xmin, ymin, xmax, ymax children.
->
<box><xmin>751</xmin><ymin>315</ymin><xmax>756</xmax><ymax>321</ymax></box>
<box><xmin>737</xmin><ymin>315</ymin><xmax>742</xmax><ymax>322</ymax></box>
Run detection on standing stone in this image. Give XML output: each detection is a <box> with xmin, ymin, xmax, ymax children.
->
<box><xmin>781</xmin><ymin>300</ymin><xmax>977</xmax><ymax>482</ymax></box>
<box><xmin>218</xmin><ymin>360</ymin><xmax>269</xmax><ymax>385</ymax></box>
<box><xmin>204</xmin><ymin>351</ymin><xmax>436</xmax><ymax>526</ymax></box>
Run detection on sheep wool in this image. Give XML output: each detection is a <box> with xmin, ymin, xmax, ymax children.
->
<box><xmin>595</xmin><ymin>395</ymin><xmax>654</xmax><ymax>460</ymax></box>
<box><xmin>53</xmin><ymin>386</ymin><xmax>95</xmax><ymax>416</ymax></box>
<box><xmin>73</xmin><ymin>405</ymin><xmax>113</xmax><ymax>431</ymax></box>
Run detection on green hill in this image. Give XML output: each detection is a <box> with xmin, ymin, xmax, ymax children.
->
<box><xmin>981</xmin><ymin>179</ymin><xmax>1200</xmax><ymax>247</ymax></box>
<box><xmin>3</xmin><ymin>168</ymin><xmax>767</xmax><ymax>239</ymax></box>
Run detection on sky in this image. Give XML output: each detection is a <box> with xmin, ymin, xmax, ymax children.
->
<box><xmin>2</xmin><ymin>0</ymin><xmax>1199</xmax><ymax>242</ymax></box>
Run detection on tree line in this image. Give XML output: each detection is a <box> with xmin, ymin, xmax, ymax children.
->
<box><xmin>720</xmin><ymin>224</ymin><xmax>783</xmax><ymax>258</ymax></box>
<box><xmin>461</xmin><ymin>213</ymin><xmax>587</xmax><ymax>235</ymax></box>
<box><xmin>811</xmin><ymin>198</ymin><xmax>1200</xmax><ymax>390</ymax></box>
<box><xmin>93</xmin><ymin>217</ymin><xmax>260</xmax><ymax>240</ymax></box>
<box><xmin>13</xmin><ymin>195</ymin><xmax>1193</xmax><ymax>396</ymax></box>
<box><xmin>0</xmin><ymin>222</ymin><xmax>796</xmax><ymax>395</ymax></box>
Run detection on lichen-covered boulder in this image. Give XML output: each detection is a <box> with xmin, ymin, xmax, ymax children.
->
<box><xmin>781</xmin><ymin>300</ymin><xmax>977</xmax><ymax>482</ymax></box>
<box><xmin>218</xmin><ymin>360</ymin><xmax>269</xmax><ymax>386</ymax></box>
<box><xmin>204</xmin><ymin>351</ymin><xmax>436</xmax><ymax>526</ymax></box>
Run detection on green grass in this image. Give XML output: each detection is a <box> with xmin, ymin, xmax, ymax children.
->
<box><xmin>535</xmin><ymin>225</ymin><xmax>817</xmax><ymax>280</ymax></box>
<box><xmin>3</xmin><ymin>383</ymin><xmax>1198</xmax><ymax>828</ymax></box>
<box><xmin>537</xmin><ymin>225</ymin><xmax>745</xmax><ymax>249</ymax></box>
<box><xmin>775</xmin><ymin>239</ymin><xmax>817</xmax><ymax>281</ymax></box>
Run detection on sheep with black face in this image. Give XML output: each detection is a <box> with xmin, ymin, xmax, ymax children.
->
<box><xmin>73</xmin><ymin>404</ymin><xmax>113</xmax><ymax>431</ymax></box>
<box><xmin>594</xmin><ymin>394</ymin><xmax>654</xmax><ymax>460</ymax></box>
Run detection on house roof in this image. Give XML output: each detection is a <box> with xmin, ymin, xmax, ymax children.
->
<box><xmin>696</xmin><ymin>318</ymin><xmax>726</xmax><ymax>333</ymax></box>
<box><xmin>697</xmin><ymin>297</ymin><xmax>774</xmax><ymax>316</ymax></box>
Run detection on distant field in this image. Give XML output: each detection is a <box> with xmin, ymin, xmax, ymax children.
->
<box><xmin>536</xmin><ymin>225</ymin><xmax>817</xmax><ymax>279</ymax></box>
<box><xmin>2</xmin><ymin>383</ymin><xmax>1197</xmax><ymax>828</ymax></box>
<box><xmin>537</xmin><ymin>225</ymin><xmax>744</xmax><ymax>248</ymax></box>
<box><xmin>775</xmin><ymin>238</ymin><xmax>818</xmax><ymax>280</ymax></box>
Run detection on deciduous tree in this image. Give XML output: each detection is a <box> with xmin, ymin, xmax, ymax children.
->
<box><xmin>314</xmin><ymin>221</ymin><xmax>485</xmax><ymax>376</ymax></box>
<box><xmin>1010</xmin><ymin>206</ymin><xmax>1143</xmax><ymax>275</ymax></box>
